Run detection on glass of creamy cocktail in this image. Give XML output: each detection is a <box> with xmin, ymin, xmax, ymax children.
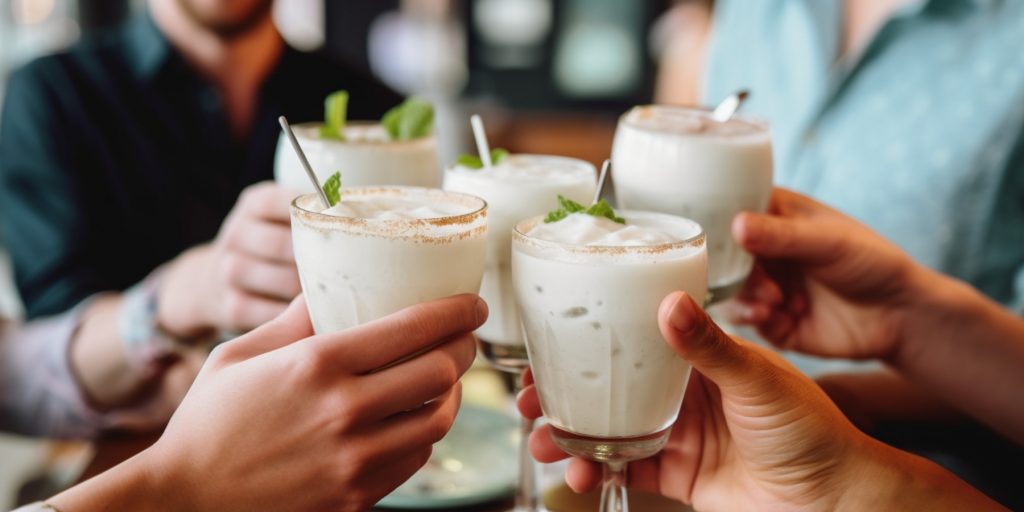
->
<box><xmin>290</xmin><ymin>187</ymin><xmax>486</xmax><ymax>333</ymax></box>
<box><xmin>611</xmin><ymin>105</ymin><xmax>771</xmax><ymax>301</ymax></box>
<box><xmin>512</xmin><ymin>209</ymin><xmax>707</xmax><ymax>512</ymax></box>
<box><xmin>444</xmin><ymin>153</ymin><xmax>595</xmax><ymax>511</ymax></box>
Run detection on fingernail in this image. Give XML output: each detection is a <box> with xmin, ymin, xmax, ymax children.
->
<box><xmin>669</xmin><ymin>293</ymin><xmax>699</xmax><ymax>333</ymax></box>
<box><xmin>475</xmin><ymin>297</ymin><xmax>489</xmax><ymax>325</ymax></box>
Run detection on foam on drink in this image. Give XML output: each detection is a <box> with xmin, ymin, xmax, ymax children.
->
<box><xmin>291</xmin><ymin>187</ymin><xmax>487</xmax><ymax>334</ymax></box>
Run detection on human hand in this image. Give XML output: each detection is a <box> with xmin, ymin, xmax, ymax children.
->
<box><xmin>727</xmin><ymin>187</ymin><xmax>927</xmax><ymax>360</ymax></box>
<box><xmin>140</xmin><ymin>293</ymin><xmax>485</xmax><ymax>511</ymax></box>
<box><xmin>158</xmin><ymin>182</ymin><xmax>300</xmax><ymax>335</ymax></box>
<box><xmin>519</xmin><ymin>291</ymin><xmax>872</xmax><ymax>511</ymax></box>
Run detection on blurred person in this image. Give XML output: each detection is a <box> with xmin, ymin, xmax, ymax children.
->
<box><xmin>0</xmin><ymin>0</ymin><xmax>400</xmax><ymax>425</ymax></box>
<box><xmin>517</xmin><ymin>291</ymin><xmax>1006</xmax><ymax>511</ymax></box>
<box><xmin>11</xmin><ymin>294</ymin><xmax>485</xmax><ymax>511</ymax></box>
<box><xmin>655</xmin><ymin>0</ymin><xmax>1024</xmax><ymax>310</ymax></box>
<box><xmin>654</xmin><ymin>0</ymin><xmax>1024</xmax><ymax>499</ymax></box>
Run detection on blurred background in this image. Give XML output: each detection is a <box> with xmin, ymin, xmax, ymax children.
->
<box><xmin>0</xmin><ymin>0</ymin><xmax>674</xmax><ymax>508</ymax></box>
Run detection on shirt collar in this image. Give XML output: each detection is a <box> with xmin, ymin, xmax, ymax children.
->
<box><xmin>123</xmin><ymin>13</ymin><xmax>173</xmax><ymax>82</ymax></box>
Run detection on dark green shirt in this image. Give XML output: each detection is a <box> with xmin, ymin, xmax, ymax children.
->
<box><xmin>0</xmin><ymin>15</ymin><xmax>401</xmax><ymax>318</ymax></box>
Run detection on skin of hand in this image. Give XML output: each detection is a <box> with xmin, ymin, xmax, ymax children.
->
<box><xmin>157</xmin><ymin>181</ymin><xmax>301</xmax><ymax>336</ymax></box>
<box><xmin>51</xmin><ymin>293</ymin><xmax>487</xmax><ymax>512</ymax></box>
<box><xmin>517</xmin><ymin>292</ymin><xmax>1003</xmax><ymax>511</ymax></box>
<box><xmin>729</xmin><ymin>187</ymin><xmax>1024</xmax><ymax>445</ymax></box>
<box><xmin>726</xmin><ymin>187</ymin><xmax>923</xmax><ymax>360</ymax></box>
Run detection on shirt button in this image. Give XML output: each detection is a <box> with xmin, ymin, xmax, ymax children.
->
<box><xmin>801</xmin><ymin>129</ymin><xmax>817</xmax><ymax>146</ymax></box>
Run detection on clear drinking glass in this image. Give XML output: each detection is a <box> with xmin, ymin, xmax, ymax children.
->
<box><xmin>275</xmin><ymin>122</ymin><xmax>441</xmax><ymax>193</ymax></box>
<box><xmin>290</xmin><ymin>187</ymin><xmax>486</xmax><ymax>334</ymax></box>
<box><xmin>511</xmin><ymin>212</ymin><xmax>707</xmax><ymax>512</ymax></box>
<box><xmin>611</xmin><ymin>105</ymin><xmax>772</xmax><ymax>302</ymax></box>
<box><xmin>444</xmin><ymin>154</ymin><xmax>596</xmax><ymax>511</ymax></box>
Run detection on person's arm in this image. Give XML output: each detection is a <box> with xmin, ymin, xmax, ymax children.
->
<box><xmin>892</xmin><ymin>267</ymin><xmax>1024</xmax><ymax>444</ymax></box>
<box><xmin>814</xmin><ymin>369</ymin><xmax>963</xmax><ymax>432</ymax></box>
<box><xmin>45</xmin><ymin>294</ymin><xmax>486</xmax><ymax>511</ymax></box>
<box><xmin>731</xmin><ymin>188</ymin><xmax>1024</xmax><ymax>445</ymax></box>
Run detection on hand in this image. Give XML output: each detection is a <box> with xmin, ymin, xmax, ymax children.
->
<box><xmin>518</xmin><ymin>292</ymin><xmax>1001</xmax><ymax>511</ymax></box>
<box><xmin>727</xmin><ymin>187</ymin><xmax>925</xmax><ymax>360</ymax></box>
<box><xmin>520</xmin><ymin>291</ymin><xmax>864</xmax><ymax>510</ymax></box>
<box><xmin>54</xmin><ymin>294</ymin><xmax>486</xmax><ymax>512</ymax></box>
<box><xmin>158</xmin><ymin>182</ymin><xmax>300</xmax><ymax>335</ymax></box>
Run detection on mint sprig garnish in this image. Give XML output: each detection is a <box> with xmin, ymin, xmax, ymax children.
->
<box><xmin>382</xmin><ymin>97</ymin><xmax>434</xmax><ymax>140</ymax></box>
<box><xmin>544</xmin><ymin>195</ymin><xmax>625</xmax><ymax>224</ymax></box>
<box><xmin>322</xmin><ymin>172</ymin><xmax>341</xmax><ymax>207</ymax></box>
<box><xmin>455</xmin><ymin>148</ymin><xmax>509</xmax><ymax>169</ymax></box>
<box><xmin>320</xmin><ymin>90</ymin><xmax>349</xmax><ymax>140</ymax></box>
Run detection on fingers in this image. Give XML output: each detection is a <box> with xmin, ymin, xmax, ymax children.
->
<box><xmin>214</xmin><ymin>296</ymin><xmax>313</xmax><ymax>361</ymax></box>
<box><xmin>360</xmin><ymin>333</ymin><xmax>476</xmax><ymax>419</ymax></box>
<box><xmin>226</xmin><ymin>218</ymin><xmax>294</xmax><ymax>263</ymax></box>
<box><xmin>528</xmin><ymin>423</ymin><xmax>571</xmax><ymax>463</ymax></box>
<box><xmin>732</xmin><ymin>212</ymin><xmax>845</xmax><ymax>265</ymax></box>
<box><xmin>321</xmin><ymin>294</ymin><xmax>487</xmax><ymax>374</ymax></box>
<box><xmin>355</xmin><ymin>384</ymin><xmax>462</xmax><ymax>464</ymax></box>
<box><xmin>221</xmin><ymin>252</ymin><xmax>301</xmax><ymax>300</ymax></box>
<box><xmin>565</xmin><ymin>458</ymin><xmax>602</xmax><ymax>493</ymax></box>
<box><xmin>222</xmin><ymin>289</ymin><xmax>290</xmax><ymax>331</ymax></box>
<box><xmin>657</xmin><ymin>291</ymin><xmax>767</xmax><ymax>392</ymax></box>
<box><xmin>235</xmin><ymin>182</ymin><xmax>296</xmax><ymax>223</ymax></box>
<box><xmin>516</xmin><ymin>383</ymin><xmax>542</xmax><ymax>420</ymax></box>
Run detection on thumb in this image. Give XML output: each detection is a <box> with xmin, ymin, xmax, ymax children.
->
<box><xmin>658</xmin><ymin>291</ymin><xmax>773</xmax><ymax>393</ymax></box>
<box><xmin>732</xmin><ymin>212</ymin><xmax>845</xmax><ymax>266</ymax></box>
<box><xmin>215</xmin><ymin>295</ymin><xmax>313</xmax><ymax>361</ymax></box>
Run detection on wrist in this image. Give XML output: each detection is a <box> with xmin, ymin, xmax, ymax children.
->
<box><xmin>834</xmin><ymin>433</ymin><xmax>1004</xmax><ymax>511</ymax></box>
<box><xmin>157</xmin><ymin>245</ymin><xmax>214</xmax><ymax>337</ymax></box>
<box><xmin>47</xmin><ymin>445</ymin><xmax>178</xmax><ymax>512</ymax></box>
<box><xmin>889</xmin><ymin>265</ymin><xmax>982</xmax><ymax>370</ymax></box>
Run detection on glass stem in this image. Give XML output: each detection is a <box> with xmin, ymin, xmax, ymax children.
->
<box><xmin>600</xmin><ymin>461</ymin><xmax>628</xmax><ymax>512</ymax></box>
<box><xmin>513</xmin><ymin>371</ymin><xmax>538</xmax><ymax>511</ymax></box>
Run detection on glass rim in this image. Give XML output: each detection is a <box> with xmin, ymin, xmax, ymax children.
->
<box><xmin>512</xmin><ymin>211</ymin><xmax>706</xmax><ymax>256</ymax></box>
<box><xmin>445</xmin><ymin>153</ymin><xmax>597</xmax><ymax>173</ymax></box>
<box><xmin>291</xmin><ymin>187</ymin><xmax>488</xmax><ymax>233</ymax></box>
<box><xmin>617</xmin><ymin>104</ymin><xmax>770</xmax><ymax>134</ymax></box>
<box><xmin>284</xmin><ymin>121</ymin><xmax>436</xmax><ymax>148</ymax></box>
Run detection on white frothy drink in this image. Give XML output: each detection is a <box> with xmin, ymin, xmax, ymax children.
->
<box><xmin>275</xmin><ymin>122</ymin><xmax>440</xmax><ymax>192</ymax></box>
<box><xmin>611</xmin><ymin>105</ymin><xmax>772</xmax><ymax>299</ymax></box>
<box><xmin>291</xmin><ymin>187</ymin><xmax>487</xmax><ymax>334</ymax></box>
<box><xmin>444</xmin><ymin>155</ymin><xmax>595</xmax><ymax>371</ymax></box>
<box><xmin>512</xmin><ymin>212</ymin><xmax>706</xmax><ymax>445</ymax></box>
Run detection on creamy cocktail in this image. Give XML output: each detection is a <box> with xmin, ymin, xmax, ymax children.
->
<box><xmin>276</xmin><ymin>93</ymin><xmax>440</xmax><ymax>192</ymax></box>
<box><xmin>611</xmin><ymin>105</ymin><xmax>771</xmax><ymax>300</ymax></box>
<box><xmin>443</xmin><ymin>154</ymin><xmax>595</xmax><ymax>372</ymax></box>
<box><xmin>513</xmin><ymin>207</ymin><xmax>706</xmax><ymax>511</ymax></box>
<box><xmin>290</xmin><ymin>187</ymin><xmax>486</xmax><ymax>333</ymax></box>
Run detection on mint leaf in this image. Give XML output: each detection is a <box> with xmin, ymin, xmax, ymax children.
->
<box><xmin>455</xmin><ymin>148</ymin><xmax>510</xmax><ymax>170</ymax></box>
<box><xmin>321</xmin><ymin>90</ymin><xmax>349</xmax><ymax>140</ymax></box>
<box><xmin>382</xmin><ymin>97</ymin><xmax>434</xmax><ymax>140</ymax></box>
<box><xmin>544</xmin><ymin>195</ymin><xmax>625</xmax><ymax>224</ymax></box>
<box><xmin>456</xmin><ymin>153</ymin><xmax>484</xmax><ymax>169</ymax></box>
<box><xmin>490</xmin><ymin>148</ymin><xmax>509</xmax><ymax>165</ymax></box>
<box><xmin>586</xmin><ymin>199</ymin><xmax>626</xmax><ymax>224</ymax></box>
<box><xmin>322</xmin><ymin>172</ymin><xmax>341</xmax><ymax>207</ymax></box>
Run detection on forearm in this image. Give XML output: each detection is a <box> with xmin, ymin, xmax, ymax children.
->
<box><xmin>836</xmin><ymin>435</ymin><xmax>1005</xmax><ymax>511</ymax></box>
<box><xmin>893</xmin><ymin>268</ymin><xmax>1024</xmax><ymax>444</ymax></box>
<box><xmin>47</xmin><ymin>447</ymin><xmax>178</xmax><ymax>512</ymax></box>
